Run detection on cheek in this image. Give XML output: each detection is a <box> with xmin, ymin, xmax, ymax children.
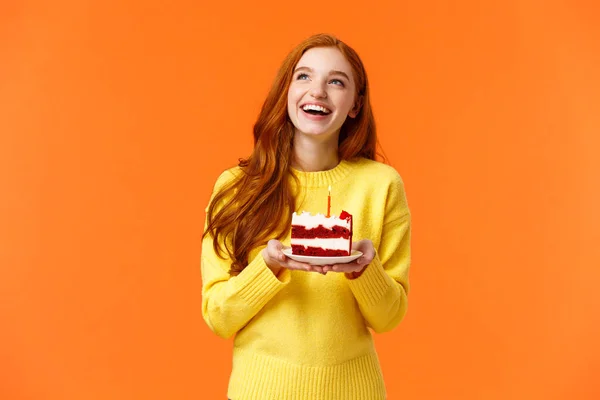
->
<box><xmin>286</xmin><ymin>96</ymin><xmax>295</xmax><ymax>116</ymax></box>
<box><xmin>287</xmin><ymin>92</ymin><xmax>299</xmax><ymax>120</ymax></box>
<box><xmin>334</xmin><ymin>94</ymin><xmax>356</xmax><ymax>115</ymax></box>
<box><xmin>287</xmin><ymin>86</ymin><xmax>302</xmax><ymax>103</ymax></box>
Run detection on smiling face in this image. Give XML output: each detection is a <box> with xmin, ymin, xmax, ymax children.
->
<box><xmin>287</xmin><ymin>47</ymin><xmax>360</xmax><ymax>141</ymax></box>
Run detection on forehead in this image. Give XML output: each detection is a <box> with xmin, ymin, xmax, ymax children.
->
<box><xmin>295</xmin><ymin>47</ymin><xmax>353</xmax><ymax>76</ymax></box>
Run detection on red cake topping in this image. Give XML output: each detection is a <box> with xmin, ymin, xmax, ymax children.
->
<box><xmin>339</xmin><ymin>210</ymin><xmax>352</xmax><ymax>220</ymax></box>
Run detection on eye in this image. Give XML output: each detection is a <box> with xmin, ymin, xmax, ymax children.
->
<box><xmin>329</xmin><ymin>79</ymin><xmax>345</xmax><ymax>87</ymax></box>
<box><xmin>296</xmin><ymin>73</ymin><xmax>309</xmax><ymax>80</ymax></box>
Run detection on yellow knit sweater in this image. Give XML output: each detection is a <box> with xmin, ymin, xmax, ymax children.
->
<box><xmin>201</xmin><ymin>158</ymin><xmax>411</xmax><ymax>400</ymax></box>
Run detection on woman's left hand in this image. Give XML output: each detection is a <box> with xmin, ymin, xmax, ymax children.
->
<box><xmin>322</xmin><ymin>239</ymin><xmax>375</xmax><ymax>275</ymax></box>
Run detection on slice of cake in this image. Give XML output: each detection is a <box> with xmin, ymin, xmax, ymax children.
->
<box><xmin>291</xmin><ymin>210</ymin><xmax>353</xmax><ymax>256</ymax></box>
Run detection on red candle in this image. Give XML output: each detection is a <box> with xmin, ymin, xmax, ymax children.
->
<box><xmin>327</xmin><ymin>185</ymin><xmax>331</xmax><ymax>217</ymax></box>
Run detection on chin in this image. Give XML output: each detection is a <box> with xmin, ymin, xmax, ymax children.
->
<box><xmin>296</xmin><ymin>123</ymin><xmax>341</xmax><ymax>137</ymax></box>
<box><xmin>301</xmin><ymin>128</ymin><xmax>328</xmax><ymax>135</ymax></box>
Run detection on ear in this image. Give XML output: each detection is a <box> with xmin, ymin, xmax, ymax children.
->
<box><xmin>348</xmin><ymin>95</ymin><xmax>363</xmax><ymax>118</ymax></box>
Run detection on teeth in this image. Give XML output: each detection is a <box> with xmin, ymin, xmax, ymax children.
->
<box><xmin>302</xmin><ymin>104</ymin><xmax>330</xmax><ymax>113</ymax></box>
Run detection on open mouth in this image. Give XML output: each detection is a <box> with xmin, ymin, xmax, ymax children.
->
<box><xmin>301</xmin><ymin>104</ymin><xmax>332</xmax><ymax>116</ymax></box>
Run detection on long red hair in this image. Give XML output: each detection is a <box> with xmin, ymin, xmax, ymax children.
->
<box><xmin>203</xmin><ymin>33</ymin><xmax>383</xmax><ymax>274</ymax></box>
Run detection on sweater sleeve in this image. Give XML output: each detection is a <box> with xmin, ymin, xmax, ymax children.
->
<box><xmin>200</xmin><ymin>170</ymin><xmax>292</xmax><ymax>339</ymax></box>
<box><xmin>346</xmin><ymin>172</ymin><xmax>411</xmax><ymax>333</ymax></box>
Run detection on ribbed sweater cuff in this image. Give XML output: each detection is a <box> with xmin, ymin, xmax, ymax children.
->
<box><xmin>346</xmin><ymin>254</ymin><xmax>395</xmax><ymax>308</ymax></box>
<box><xmin>232</xmin><ymin>254</ymin><xmax>291</xmax><ymax>309</ymax></box>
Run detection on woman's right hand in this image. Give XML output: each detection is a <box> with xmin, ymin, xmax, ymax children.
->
<box><xmin>262</xmin><ymin>239</ymin><xmax>324</xmax><ymax>275</ymax></box>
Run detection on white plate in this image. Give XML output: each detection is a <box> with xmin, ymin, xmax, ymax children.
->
<box><xmin>281</xmin><ymin>247</ymin><xmax>362</xmax><ymax>265</ymax></box>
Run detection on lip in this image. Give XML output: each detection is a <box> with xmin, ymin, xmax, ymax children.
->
<box><xmin>300</xmin><ymin>109</ymin><xmax>331</xmax><ymax>121</ymax></box>
<box><xmin>299</xmin><ymin>101</ymin><xmax>333</xmax><ymax>113</ymax></box>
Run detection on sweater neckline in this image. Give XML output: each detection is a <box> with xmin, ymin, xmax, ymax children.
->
<box><xmin>289</xmin><ymin>159</ymin><xmax>355</xmax><ymax>187</ymax></box>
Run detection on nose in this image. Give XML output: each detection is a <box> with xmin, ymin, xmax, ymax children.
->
<box><xmin>309</xmin><ymin>80</ymin><xmax>327</xmax><ymax>99</ymax></box>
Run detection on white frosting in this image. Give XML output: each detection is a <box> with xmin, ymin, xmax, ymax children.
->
<box><xmin>291</xmin><ymin>211</ymin><xmax>351</xmax><ymax>229</ymax></box>
<box><xmin>290</xmin><ymin>238</ymin><xmax>351</xmax><ymax>251</ymax></box>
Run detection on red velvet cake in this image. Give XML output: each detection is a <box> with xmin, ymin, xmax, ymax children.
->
<box><xmin>290</xmin><ymin>210</ymin><xmax>353</xmax><ymax>256</ymax></box>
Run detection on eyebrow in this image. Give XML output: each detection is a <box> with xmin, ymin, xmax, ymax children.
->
<box><xmin>294</xmin><ymin>66</ymin><xmax>351</xmax><ymax>81</ymax></box>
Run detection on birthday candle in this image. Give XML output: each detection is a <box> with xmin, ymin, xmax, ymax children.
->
<box><xmin>327</xmin><ymin>185</ymin><xmax>331</xmax><ymax>217</ymax></box>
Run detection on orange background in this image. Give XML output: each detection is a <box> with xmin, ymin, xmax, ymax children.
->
<box><xmin>2</xmin><ymin>1</ymin><xmax>600</xmax><ymax>399</ymax></box>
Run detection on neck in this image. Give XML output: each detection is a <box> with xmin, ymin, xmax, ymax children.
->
<box><xmin>291</xmin><ymin>132</ymin><xmax>340</xmax><ymax>172</ymax></box>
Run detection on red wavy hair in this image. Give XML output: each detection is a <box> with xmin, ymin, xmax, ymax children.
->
<box><xmin>203</xmin><ymin>33</ymin><xmax>383</xmax><ymax>275</ymax></box>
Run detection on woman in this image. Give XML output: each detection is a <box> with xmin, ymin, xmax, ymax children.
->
<box><xmin>201</xmin><ymin>33</ymin><xmax>411</xmax><ymax>400</ymax></box>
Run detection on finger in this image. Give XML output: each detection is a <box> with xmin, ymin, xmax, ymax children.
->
<box><xmin>278</xmin><ymin>255</ymin><xmax>324</xmax><ymax>273</ymax></box>
<box><xmin>284</xmin><ymin>259</ymin><xmax>313</xmax><ymax>271</ymax></box>
<box><xmin>351</xmin><ymin>239</ymin><xmax>363</xmax><ymax>250</ymax></box>
<box><xmin>305</xmin><ymin>263</ymin><xmax>324</xmax><ymax>273</ymax></box>
<box><xmin>357</xmin><ymin>256</ymin><xmax>370</xmax><ymax>265</ymax></box>
<box><xmin>304</xmin><ymin>264</ymin><xmax>324</xmax><ymax>274</ymax></box>
<box><xmin>331</xmin><ymin>263</ymin><xmax>363</xmax><ymax>273</ymax></box>
<box><xmin>341</xmin><ymin>266</ymin><xmax>363</xmax><ymax>273</ymax></box>
<box><xmin>330</xmin><ymin>262</ymin><xmax>357</xmax><ymax>270</ymax></box>
<box><xmin>269</xmin><ymin>250</ymin><xmax>285</xmax><ymax>263</ymax></box>
<box><xmin>354</xmin><ymin>239</ymin><xmax>375</xmax><ymax>258</ymax></box>
<box><xmin>310</xmin><ymin>265</ymin><xmax>324</xmax><ymax>274</ymax></box>
<box><xmin>268</xmin><ymin>245</ymin><xmax>286</xmax><ymax>263</ymax></box>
